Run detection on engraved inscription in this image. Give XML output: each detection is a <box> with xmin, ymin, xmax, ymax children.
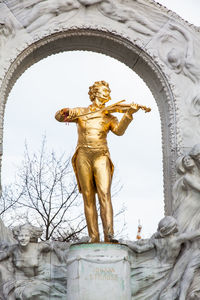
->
<box><xmin>89</xmin><ymin>267</ymin><xmax>118</xmax><ymax>281</ymax></box>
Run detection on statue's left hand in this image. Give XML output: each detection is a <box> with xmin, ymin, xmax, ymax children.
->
<box><xmin>127</xmin><ymin>103</ymin><xmax>140</xmax><ymax>115</ymax></box>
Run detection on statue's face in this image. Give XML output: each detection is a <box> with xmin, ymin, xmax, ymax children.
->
<box><xmin>94</xmin><ymin>85</ymin><xmax>111</xmax><ymax>106</ymax></box>
<box><xmin>18</xmin><ymin>229</ymin><xmax>31</xmax><ymax>247</ymax></box>
<box><xmin>183</xmin><ymin>155</ymin><xmax>195</xmax><ymax>169</ymax></box>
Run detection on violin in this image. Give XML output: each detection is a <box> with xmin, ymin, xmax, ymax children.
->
<box><xmin>72</xmin><ymin>100</ymin><xmax>151</xmax><ymax>120</ymax></box>
<box><xmin>102</xmin><ymin>100</ymin><xmax>151</xmax><ymax>114</ymax></box>
<box><xmin>56</xmin><ymin>100</ymin><xmax>151</xmax><ymax>123</ymax></box>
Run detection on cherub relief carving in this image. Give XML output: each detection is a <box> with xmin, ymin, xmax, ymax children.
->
<box><xmin>158</xmin><ymin>23</ymin><xmax>200</xmax><ymax>84</ymax></box>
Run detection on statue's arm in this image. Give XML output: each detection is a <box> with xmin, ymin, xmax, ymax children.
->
<box><xmin>178</xmin><ymin>230</ymin><xmax>200</xmax><ymax>243</ymax></box>
<box><xmin>39</xmin><ymin>241</ymin><xmax>70</xmax><ymax>262</ymax></box>
<box><xmin>110</xmin><ymin>113</ymin><xmax>133</xmax><ymax>136</ymax></box>
<box><xmin>110</xmin><ymin>103</ymin><xmax>141</xmax><ymax>135</ymax></box>
<box><xmin>55</xmin><ymin>107</ymin><xmax>82</xmax><ymax>122</ymax></box>
<box><xmin>122</xmin><ymin>239</ymin><xmax>154</xmax><ymax>253</ymax></box>
<box><xmin>39</xmin><ymin>241</ymin><xmax>52</xmax><ymax>252</ymax></box>
<box><xmin>55</xmin><ymin>108</ymin><xmax>70</xmax><ymax>122</ymax></box>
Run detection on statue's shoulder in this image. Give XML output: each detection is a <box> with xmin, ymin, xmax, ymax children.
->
<box><xmin>70</xmin><ymin>106</ymin><xmax>88</xmax><ymax>113</ymax></box>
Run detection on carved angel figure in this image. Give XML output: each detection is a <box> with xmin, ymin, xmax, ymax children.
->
<box><xmin>172</xmin><ymin>154</ymin><xmax>200</xmax><ymax>233</ymax></box>
<box><xmin>121</xmin><ymin>216</ymin><xmax>200</xmax><ymax>300</ymax></box>
<box><xmin>20</xmin><ymin>0</ymin><xmax>81</xmax><ymax>32</ymax></box>
<box><xmin>159</xmin><ymin>145</ymin><xmax>200</xmax><ymax>299</ymax></box>
<box><xmin>0</xmin><ymin>224</ymin><xmax>69</xmax><ymax>300</ymax></box>
<box><xmin>14</xmin><ymin>0</ymin><xmax>160</xmax><ymax>35</ymax></box>
<box><xmin>159</xmin><ymin>23</ymin><xmax>200</xmax><ymax>84</ymax></box>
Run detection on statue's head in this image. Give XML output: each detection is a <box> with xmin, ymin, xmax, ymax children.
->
<box><xmin>182</xmin><ymin>155</ymin><xmax>195</xmax><ymax>170</ymax></box>
<box><xmin>189</xmin><ymin>144</ymin><xmax>200</xmax><ymax>166</ymax></box>
<box><xmin>88</xmin><ymin>81</ymin><xmax>111</xmax><ymax>105</ymax></box>
<box><xmin>176</xmin><ymin>155</ymin><xmax>195</xmax><ymax>174</ymax></box>
<box><xmin>167</xmin><ymin>48</ymin><xmax>178</xmax><ymax>64</ymax></box>
<box><xmin>13</xmin><ymin>223</ymin><xmax>43</xmax><ymax>246</ymax></box>
<box><xmin>157</xmin><ymin>216</ymin><xmax>178</xmax><ymax>237</ymax></box>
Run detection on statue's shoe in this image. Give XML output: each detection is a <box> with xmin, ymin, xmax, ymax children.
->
<box><xmin>105</xmin><ymin>235</ymin><xmax>118</xmax><ymax>243</ymax></box>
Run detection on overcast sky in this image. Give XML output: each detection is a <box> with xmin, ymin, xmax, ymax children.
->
<box><xmin>2</xmin><ymin>1</ymin><xmax>199</xmax><ymax>240</ymax></box>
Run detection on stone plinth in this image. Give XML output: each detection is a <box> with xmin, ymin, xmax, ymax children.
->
<box><xmin>67</xmin><ymin>243</ymin><xmax>131</xmax><ymax>300</ymax></box>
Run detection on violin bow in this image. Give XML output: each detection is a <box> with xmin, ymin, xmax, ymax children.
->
<box><xmin>68</xmin><ymin>100</ymin><xmax>126</xmax><ymax>120</ymax></box>
<box><xmin>68</xmin><ymin>100</ymin><xmax>151</xmax><ymax>121</ymax></box>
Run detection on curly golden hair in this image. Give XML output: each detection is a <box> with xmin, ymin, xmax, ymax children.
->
<box><xmin>88</xmin><ymin>80</ymin><xmax>111</xmax><ymax>102</ymax></box>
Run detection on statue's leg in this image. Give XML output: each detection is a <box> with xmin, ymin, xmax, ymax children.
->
<box><xmin>75</xmin><ymin>150</ymin><xmax>99</xmax><ymax>242</ymax></box>
<box><xmin>93</xmin><ymin>154</ymin><xmax>113</xmax><ymax>242</ymax></box>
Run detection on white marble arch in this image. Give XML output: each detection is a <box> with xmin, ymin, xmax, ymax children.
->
<box><xmin>0</xmin><ymin>0</ymin><xmax>200</xmax><ymax>215</ymax></box>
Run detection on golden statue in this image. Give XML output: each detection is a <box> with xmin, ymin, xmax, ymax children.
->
<box><xmin>55</xmin><ymin>81</ymin><xmax>150</xmax><ymax>243</ymax></box>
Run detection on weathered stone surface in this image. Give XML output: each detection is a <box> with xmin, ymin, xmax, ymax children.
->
<box><xmin>67</xmin><ymin>243</ymin><xmax>131</xmax><ymax>300</ymax></box>
<box><xmin>0</xmin><ymin>223</ymin><xmax>69</xmax><ymax>300</ymax></box>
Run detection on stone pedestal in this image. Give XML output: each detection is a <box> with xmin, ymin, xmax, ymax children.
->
<box><xmin>67</xmin><ymin>243</ymin><xmax>131</xmax><ymax>300</ymax></box>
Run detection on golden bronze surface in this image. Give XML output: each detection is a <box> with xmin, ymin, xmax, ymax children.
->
<box><xmin>55</xmin><ymin>81</ymin><xmax>150</xmax><ymax>242</ymax></box>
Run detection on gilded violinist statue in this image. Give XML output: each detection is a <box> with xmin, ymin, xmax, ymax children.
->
<box><xmin>55</xmin><ymin>81</ymin><xmax>150</xmax><ymax>243</ymax></box>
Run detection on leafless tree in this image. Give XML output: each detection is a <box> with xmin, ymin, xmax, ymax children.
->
<box><xmin>1</xmin><ymin>138</ymin><xmax>125</xmax><ymax>241</ymax></box>
<box><xmin>0</xmin><ymin>185</ymin><xmax>23</xmax><ymax>216</ymax></box>
<box><xmin>1</xmin><ymin>138</ymin><xmax>87</xmax><ymax>241</ymax></box>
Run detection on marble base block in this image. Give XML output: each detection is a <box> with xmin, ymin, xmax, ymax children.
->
<box><xmin>67</xmin><ymin>243</ymin><xmax>131</xmax><ymax>300</ymax></box>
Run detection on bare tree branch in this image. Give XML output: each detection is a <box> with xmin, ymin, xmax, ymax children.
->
<box><xmin>1</xmin><ymin>137</ymin><xmax>125</xmax><ymax>241</ymax></box>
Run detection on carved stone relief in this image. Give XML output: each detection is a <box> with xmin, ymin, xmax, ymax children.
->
<box><xmin>181</xmin><ymin>89</ymin><xmax>200</xmax><ymax>147</ymax></box>
<box><xmin>121</xmin><ymin>215</ymin><xmax>200</xmax><ymax>299</ymax></box>
<box><xmin>156</xmin><ymin>24</ymin><xmax>200</xmax><ymax>84</ymax></box>
<box><xmin>98</xmin><ymin>0</ymin><xmax>160</xmax><ymax>36</ymax></box>
<box><xmin>5</xmin><ymin>0</ymin><xmax>169</xmax><ymax>38</ymax></box>
<box><xmin>160</xmin><ymin>144</ymin><xmax>200</xmax><ymax>299</ymax></box>
<box><xmin>149</xmin><ymin>20</ymin><xmax>200</xmax><ymax>149</ymax></box>
<box><xmin>0</xmin><ymin>223</ymin><xmax>69</xmax><ymax>300</ymax></box>
<box><xmin>1</xmin><ymin>214</ymin><xmax>200</xmax><ymax>299</ymax></box>
<box><xmin>5</xmin><ymin>0</ymin><xmax>82</xmax><ymax>33</ymax></box>
<box><xmin>0</xmin><ymin>5</ymin><xmax>19</xmax><ymax>53</ymax></box>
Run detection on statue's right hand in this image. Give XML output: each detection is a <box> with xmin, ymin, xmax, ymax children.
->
<box><xmin>55</xmin><ymin>108</ymin><xmax>69</xmax><ymax>122</ymax></box>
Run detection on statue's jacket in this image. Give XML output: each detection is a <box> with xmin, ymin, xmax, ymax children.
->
<box><xmin>59</xmin><ymin>105</ymin><xmax>133</xmax><ymax>193</ymax></box>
